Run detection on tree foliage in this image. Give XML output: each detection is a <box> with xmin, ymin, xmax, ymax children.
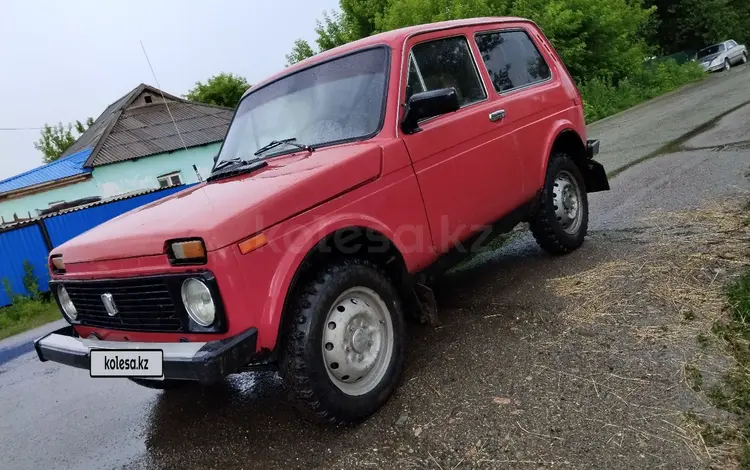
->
<box><xmin>647</xmin><ymin>0</ymin><xmax>750</xmax><ymax>54</ymax></box>
<box><xmin>34</xmin><ymin>117</ymin><xmax>93</xmax><ymax>163</ymax></box>
<box><xmin>185</xmin><ymin>73</ymin><xmax>250</xmax><ymax>108</ymax></box>
<box><xmin>287</xmin><ymin>0</ymin><xmax>749</xmax><ymax>82</ymax></box>
<box><xmin>286</xmin><ymin>39</ymin><xmax>317</xmax><ymax>66</ymax></box>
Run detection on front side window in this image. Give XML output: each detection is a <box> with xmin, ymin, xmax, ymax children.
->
<box><xmin>407</xmin><ymin>36</ymin><xmax>486</xmax><ymax>106</ymax></box>
<box><xmin>216</xmin><ymin>47</ymin><xmax>388</xmax><ymax>167</ymax></box>
<box><xmin>475</xmin><ymin>30</ymin><xmax>551</xmax><ymax>93</ymax></box>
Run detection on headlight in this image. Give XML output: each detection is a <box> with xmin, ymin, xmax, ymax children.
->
<box><xmin>181</xmin><ymin>278</ymin><xmax>216</xmax><ymax>326</ymax></box>
<box><xmin>57</xmin><ymin>285</ymin><xmax>77</xmax><ymax>321</ymax></box>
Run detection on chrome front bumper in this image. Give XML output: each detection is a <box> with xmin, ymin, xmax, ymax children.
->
<box><xmin>34</xmin><ymin>326</ymin><xmax>258</xmax><ymax>384</ymax></box>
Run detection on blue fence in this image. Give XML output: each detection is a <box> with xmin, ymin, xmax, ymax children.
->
<box><xmin>0</xmin><ymin>184</ymin><xmax>194</xmax><ymax>307</ymax></box>
<box><xmin>0</xmin><ymin>224</ymin><xmax>52</xmax><ymax>306</ymax></box>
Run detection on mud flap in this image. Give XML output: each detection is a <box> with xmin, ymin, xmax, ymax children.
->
<box><xmin>582</xmin><ymin>160</ymin><xmax>610</xmax><ymax>192</ymax></box>
<box><xmin>413</xmin><ymin>283</ymin><xmax>441</xmax><ymax>327</ymax></box>
<box><xmin>583</xmin><ymin>139</ymin><xmax>609</xmax><ymax>193</ymax></box>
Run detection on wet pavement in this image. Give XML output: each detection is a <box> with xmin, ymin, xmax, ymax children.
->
<box><xmin>1</xmin><ymin>79</ymin><xmax>750</xmax><ymax>469</ymax></box>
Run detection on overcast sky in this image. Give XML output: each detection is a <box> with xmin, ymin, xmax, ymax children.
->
<box><xmin>0</xmin><ymin>0</ymin><xmax>339</xmax><ymax>180</ymax></box>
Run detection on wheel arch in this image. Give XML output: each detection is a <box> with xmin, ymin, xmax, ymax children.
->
<box><xmin>263</xmin><ymin>221</ymin><xmax>412</xmax><ymax>357</ymax></box>
<box><xmin>539</xmin><ymin>125</ymin><xmax>589</xmax><ymax>189</ymax></box>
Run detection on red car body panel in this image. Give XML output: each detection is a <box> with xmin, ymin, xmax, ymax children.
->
<box><xmin>50</xmin><ymin>17</ymin><xmax>588</xmax><ymax>353</ymax></box>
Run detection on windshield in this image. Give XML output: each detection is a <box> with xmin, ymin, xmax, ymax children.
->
<box><xmin>698</xmin><ymin>44</ymin><xmax>725</xmax><ymax>58</ymax></box>
<box><xmin>215</xmin><ymin>47</ymin><xmax>388</xmax><ymax>167</ymax></box>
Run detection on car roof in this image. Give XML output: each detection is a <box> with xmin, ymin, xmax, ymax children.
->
<box><xmin>244</xmin><ymin>17</ymin><xmax>529</xmax><ymax>98</ymax></box>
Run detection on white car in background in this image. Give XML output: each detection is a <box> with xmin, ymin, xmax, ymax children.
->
<box><xmin>697</xmin><ymin>40</ymin><xmax>747</xmax><ymax>72</ymax></box>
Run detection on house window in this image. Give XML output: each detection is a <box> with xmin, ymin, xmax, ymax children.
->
<box><xmin>157</xmin><ymin>171</ymin><xmax>183</xmax><ymax>188</ymax></box>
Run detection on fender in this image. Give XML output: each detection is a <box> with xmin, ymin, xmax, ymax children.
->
<box><xmin>255</xmin><ymin>213</ymin><xmax>421</xmax><ymax>351</ymax></box>
<box><xmin>537</xmin><ymin>119</ymin><xmax>581</xmax><ymax>189</ymax></box>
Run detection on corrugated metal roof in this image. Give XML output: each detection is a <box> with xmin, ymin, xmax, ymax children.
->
<box><xmin>60</xmin><ymin>84</ymin><xmax>164</xmax><ymax>158</ymax></box>
<box><xmin>90</xmin><ymin>101</ymin><xmax>232</xmax><ymax>166</ymax></box>
<box><xmin>0</xmin><ymin>148</ymin><xmax>93</xmax><ymax>196</ymax></box>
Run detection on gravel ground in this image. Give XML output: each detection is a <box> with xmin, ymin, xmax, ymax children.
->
<box><xmin>1</xmin><ymin>79</ymin><xmax>749</xmax><ymax>470</ymax></box>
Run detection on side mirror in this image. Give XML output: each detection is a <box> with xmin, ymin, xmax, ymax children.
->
<box><xmin>401</xmin><ymin>88</ymin><xmax>460</xmax><ymax>134</ymax></box>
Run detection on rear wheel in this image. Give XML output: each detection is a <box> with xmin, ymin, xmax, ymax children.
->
<box><xmin>742</xmin><ymin>52</ymin><xmax>748</xmax><ymax>64</ymax></box>
<box><xmin>280</xmin><ymin>259</ymin><xmax>405</xmax><ymax>424</ymax></box>
<box><xmin>530</xmin><ymin>153</ymin><xmax>589</xmax><ymax>255</ymax></box>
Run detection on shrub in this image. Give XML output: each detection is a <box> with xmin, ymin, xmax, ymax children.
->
<box><xmin>580</xmin><ymin>60</ymin><xmax>704</xmax><ymax>122</ymax></box>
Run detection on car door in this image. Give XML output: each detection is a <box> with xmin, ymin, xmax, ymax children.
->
<box><xmin>400</xmin><ymin>30</ymin><xmax>525</xmax><ymax>254</ymax></box>
<box><xmin>727</xmin><ymin>41</ymin><xmax>740</xmax><ymax>63</ymax></box>
<box><xmin>471</xmin><ymin>24</ymin><xmax>578</xmax><ymax>196</ymax></box>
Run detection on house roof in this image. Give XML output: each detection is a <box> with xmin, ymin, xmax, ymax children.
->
<box><xmin>0</xmin><ymin>148</ymin><xmax>92</xmax><ymax>196</ymax></box>
<box><xmin>63</xmin><ymin>83</ymin><xmax>234</xmax><ymax>167</ymax></box>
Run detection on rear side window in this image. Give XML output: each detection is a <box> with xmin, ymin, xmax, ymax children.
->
<box><xmin>475</xmin><ymin>30</ymin><xmax>551</xmax><ymax>93</ymax></box>
<box><xmin>407</xmin><ymin>36</ymin><xmax>486</xmax><ymax>106</ymax></box>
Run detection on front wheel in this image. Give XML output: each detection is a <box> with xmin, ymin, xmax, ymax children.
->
<box><xmin>530</xmin><ymin>153</ymin><xmax>589</xmax><ymax>255</ymax></box>
<box><xmin>724</xmin><ymin>59</ymin><xmax>731</xmax><ymax>71</ymax></box>
<box><xmin>280</xmin><ymin>259</ymin><xmax>405</xmax><ymax>424</ymax></box>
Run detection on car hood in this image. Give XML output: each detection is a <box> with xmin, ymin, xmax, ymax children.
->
<box><xmin>55</xmin><ymin>143</ymin><xmax>383</xmax><ymax>263</ymax></box>
<box><xmin>699</xmin><ymin>52</ymin><xmax>723</xmax><ymax>63</ymax></box>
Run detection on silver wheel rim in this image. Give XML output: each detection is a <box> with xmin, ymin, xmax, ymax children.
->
<box><xmin>322</xmin><ymin>287</ymin><xmax>394</xmax><ymax>396</ymax></box>
<box><xmin>553</xmin><ymin>170</ymin><xmax>583</xmax><ymax>235</ymax></box>
<box><xmin>725</xmin><ymin>60</ymin><xmax>731</xmax><ymax>70</ymax></box>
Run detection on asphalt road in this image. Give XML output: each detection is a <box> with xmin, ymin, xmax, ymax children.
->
<box><xmin>1</xmin><ymin>70</ymin><xmax>749</xmax><ymax>469</ymax></box>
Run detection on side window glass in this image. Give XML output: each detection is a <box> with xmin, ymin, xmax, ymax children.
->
<box><xmin>409</xmin><ymin>36</ymin><xmax>486</xmax><ymax>107</ymax></box>
<box><xmin>475</xmin><ymin>30</ymin><xmax>551</xmax><ymax>93</ymax></box>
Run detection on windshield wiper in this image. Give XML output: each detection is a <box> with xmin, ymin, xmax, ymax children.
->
<box><xmin>213</xmin><ymin>157</ymin><xmax>253</xmax><ymax>172</ymax></box>
<box><xmin>207</xmin><ymin>159</ymin><xmax>268</xmax><ymax>183</ymax></box>
<box><xmin>254</xmin><ymin>137</ymin><xmax>314</xmax><ymax>156</ymax></box>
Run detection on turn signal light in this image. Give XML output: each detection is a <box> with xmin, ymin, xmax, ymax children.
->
<box><xmin>50</xmin><ymin>255</ymin><xmax>65</xmax><ymax>273</ymax></box>
<box><xmin>238</xmin><ymin>233</ymin><xmax>268</xmax><ymax>255</ymax></box>
<box><xmin>168</xmin><ymin>239</ymin><xmax>207</xmax><ymax>265</ymax></box>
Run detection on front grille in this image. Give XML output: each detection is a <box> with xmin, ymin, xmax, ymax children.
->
<box><xmin>63</xmin><ymin>279</ymin><xmax>184</xmax><ymax>333</ymax></box>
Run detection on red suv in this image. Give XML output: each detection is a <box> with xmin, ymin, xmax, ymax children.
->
<box><xmin>35</xmin><ymin>17</ymin><xmax>608</xmax><ymax>423</ymax></box>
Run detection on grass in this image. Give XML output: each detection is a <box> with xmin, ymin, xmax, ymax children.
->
<box><xmin>0</xmin><ymin>297</ymin><xmax>61</xmax><ymax>341</ymax></box>
<box><xmin>581</xmin><ymin>60</ymin><xmax>706</xmax><ymax>123</ymax></box>
<box><xmin>707</xmin><ymin>269</ymin><xmax>750</xmax><ymax>467</ymax></box>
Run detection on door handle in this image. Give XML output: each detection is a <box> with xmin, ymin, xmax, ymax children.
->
<box><xmin>489</xmin><ymin>109</ymin><xmax>506</xmax><ymax>122</ymax></box>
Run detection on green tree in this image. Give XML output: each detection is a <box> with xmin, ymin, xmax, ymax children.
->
<box><xmin>34</xmin><ymin>117</ymin><xmax>93</xmax><ymax>163</ymax></box>
<box><xmin>511</xmin><ymin>0</ymin><xmax>655</xmax><ymax>84</ymax></box>
<box><xmin>286</xmin><ymin>1</ymin><xmax>390</xmax><ymax>65</ymax></box>
<box><xmin>339</xmin><ymin>0</ymin><xmax>390</xmax><ymax>38</ymax></box>
<box><xmin>286</xmin><ymin>39</ymin><xmax>317</xmax><ymax>66</ymax></box>
<box><xmin>375</xmin><ymin>0</ymin><xmax>501</xmax><ymax>32</ymax></box>
<box><xmin>185</xmin><ymin>73</ymin><xmax>250</xmax><ymax>108</ymax></box>
<box><xmin>647</xmin><ymin>0</ymin><xmax>748</xmax><ymax>54</ymax></box>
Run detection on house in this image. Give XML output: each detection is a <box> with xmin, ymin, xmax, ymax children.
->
<box><xmin>0</xmin><ymin>84</ymin><xmax>234</xmax><ymax>223</ymax></box>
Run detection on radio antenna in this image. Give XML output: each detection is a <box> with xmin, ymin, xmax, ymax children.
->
<box><xmin>139</xmin><ymin>40</ymin><xmax>188</xmax><ymax>153</ymax></box>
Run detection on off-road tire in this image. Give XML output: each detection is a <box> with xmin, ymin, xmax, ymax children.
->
<box><xmin>530</xmin><ymin>152</ymin><xmax>589</xmax><ymax>255</ymax></box>
<box><xmin>280</xmin><ymin>259</ymin><xmax>405</xmax><ymax>424</ymax></box>
<box><xmin>129</xmin><ymin>378</ymin><xmax>187</xmax><ymax>390</ymax></box>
